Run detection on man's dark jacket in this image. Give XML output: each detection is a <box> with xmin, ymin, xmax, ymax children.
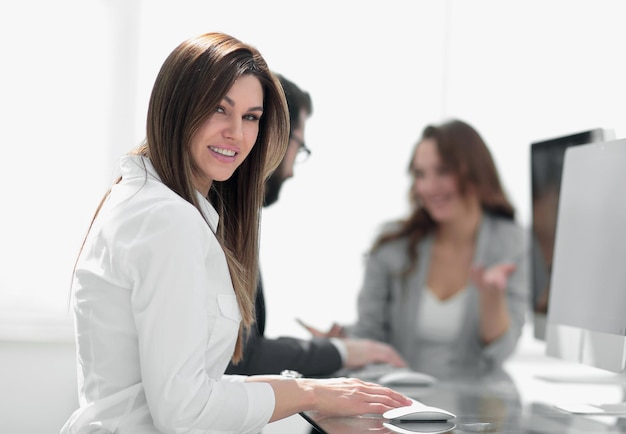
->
<box><xmin>225</xmin><ymin>276</ymin><xmax>343</xmax><ymax>377</ymax></box>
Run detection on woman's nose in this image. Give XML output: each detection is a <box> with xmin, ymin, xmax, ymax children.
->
<box><xmin>224</xmin><ymin>116</ymin><xmax>243</xmax><ymax>141</ymax></box>
<box><xmin>414</xmin><ymin>175</ymin><xmax>436</xmax><ymax>194</ymax></box>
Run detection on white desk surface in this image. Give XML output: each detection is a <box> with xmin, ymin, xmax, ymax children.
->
<box><xmin>295</xmin><ymin>322</ymin><xmax>626</xmax><ymax>434</ymax></box>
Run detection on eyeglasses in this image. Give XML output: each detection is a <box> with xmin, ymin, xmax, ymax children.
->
<box><xmin>290</xmin><ymin>134</ymin><xmax>311</xmax><ymax>164</ymax></box>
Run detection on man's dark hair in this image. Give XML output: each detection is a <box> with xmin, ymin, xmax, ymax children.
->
<box><xmin>275</xmin><ymin>73</ymin><xmax>313</xmax><ymax>135</ymax></box>
<box><xmin>263</xmin><ymin>74</ymin><xmax>313</xmax><ymax>207</ymax></box>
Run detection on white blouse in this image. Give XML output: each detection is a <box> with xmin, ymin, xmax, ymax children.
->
<box><xmin>61</xmin><ymin>155</ymin><xmax>274</xmax><ymax>434</ymax></box>
<box><xmin>416</xmin><ymin>287</ymin><xmax>468</xmax><ymax>342</ymax></box>
<box><xmin>413</xmin><ymin>287</ymin><xmax>469</xmax><ymax>376</ymax></box>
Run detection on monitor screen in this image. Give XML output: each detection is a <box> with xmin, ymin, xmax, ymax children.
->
<box><xmin>530</xmin><ymin>129</ymin><xmax>612</xmax><ymax>340</ymax></box>
<box><xmin>545</xmin><ymin>137</ymin><xmax>626</xmax><ymax>374</ymax></box>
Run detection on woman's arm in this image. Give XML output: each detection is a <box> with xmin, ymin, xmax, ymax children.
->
<box><xmin>246</xmin><ymin>375</ymin><xmax>412</xmax><ymax>422</ymax></box>
<box><xmin>470</xmin><ymin>262</ymin><xmax>516</xmax><ymax>343</ymax></box>
<box><xmin>470</xmin><ymin>222</ymin><xmax>529</xmax><ymax>362</ymax></box>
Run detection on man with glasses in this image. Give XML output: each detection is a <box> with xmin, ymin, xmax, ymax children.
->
<box><xmin>261</xmin><ymin>74</ymin><xmax>312</xmax><ymax>207</ymax></box>
<box><xmin>226</xmin><ymin>74</ymin><xmax>406</xmax><ymax>378</ymax></box>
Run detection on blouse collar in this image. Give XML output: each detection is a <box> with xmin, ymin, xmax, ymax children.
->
<box><xmin>118</xmin><ymin>154</ymin><xmax>220</xmax><ymax>232</ymax></box>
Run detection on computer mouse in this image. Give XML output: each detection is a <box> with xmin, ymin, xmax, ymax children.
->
<box><xmin>383</xmin><ymin>399</ymin><xmax>456</xmax><ymax>422</ymax></box>
<box><xmin>378</xmin><ymin>370</ymin><xmax>438</xmax><ymax>387</ymax></box>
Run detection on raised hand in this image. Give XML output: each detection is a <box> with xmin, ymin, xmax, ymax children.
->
<box><xmin>469</xmin><ymin>262</ymin><xmax>516</xmax><ymax>294</ymax></box>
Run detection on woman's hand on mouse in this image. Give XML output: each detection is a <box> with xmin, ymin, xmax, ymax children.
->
<box><xmin>304</xmin><ymin>377</ymin><xmax>412</xmax><ymax>416</ymax></box>
<box><xmin>259</xmin><ymin>375</ymin><xmax>412</xmax><ymax>422</ymax></box>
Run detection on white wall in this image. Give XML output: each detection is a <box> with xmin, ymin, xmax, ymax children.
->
<box><xmin>1</xmin><ymin>1</ymin><xmax>626</xmax><ymax>432</ymax></box>
<box><xmin>0</xmin><ymin>340</ymin><xmax>78</xmax><ymax>433</ymax></box>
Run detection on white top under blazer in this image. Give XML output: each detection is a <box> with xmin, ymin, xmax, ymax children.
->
<box><xmin>61</xmin><ymin>155</ymin><xmax>274</xmax><ymax>434</ymax></box>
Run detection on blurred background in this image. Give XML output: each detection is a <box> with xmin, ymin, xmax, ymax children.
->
<box><xmin>1</xmin><ymin>1</ymin><xmax>625</xmax><ymax>432</ymax></box>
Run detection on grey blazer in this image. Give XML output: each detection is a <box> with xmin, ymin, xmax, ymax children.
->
<box><xmin>348</xmin><ymin>213</ymin><xmax>529</xmax><ymax>376</ymax></box>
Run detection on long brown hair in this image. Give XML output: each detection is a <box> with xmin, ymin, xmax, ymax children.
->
<box><xmin>371</xmin><ymin>119</ymin><xmax>514</xmax><ymax>278</ymax></box>
<box><xmin>78</xmin><ymin>33</ymin><xmax>289</xmax><ymax>363</ymax></box>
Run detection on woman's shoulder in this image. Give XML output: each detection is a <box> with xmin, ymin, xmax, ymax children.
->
<box><xmin>369</xmin><ymin>220</ymin><xmax>413</xmax><ymax>257</ymax></box>
<box><xmin>107</xmin><ymin>170</ymin><xmax>206</xmax><ymax>237</ymax></box>
<box><xmin>117</xmin><ymin>176</ymin><xmax>194</xmax><ymax>215</ymax></box>
<box><xmin>481</xmin><ymin>213</ymin><xmax>527</xmax><ymax>253</ymax></box>
<box><xmin>483</xmin><ymin>213</ymin><xmax>524</xmax><ymax>235</ymax></box>
<box><xmin>376</xmin><ymin>219</ymin><xmax>403</xmax><ymax>235</ymax></box>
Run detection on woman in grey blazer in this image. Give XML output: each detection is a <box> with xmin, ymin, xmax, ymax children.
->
<box><xmin>345</xmin><ymin>120</ymin><xmax>529</xmax><ymax>378</ymax></box>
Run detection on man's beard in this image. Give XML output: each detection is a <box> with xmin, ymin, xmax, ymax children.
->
<box><xmin>263</xmin><ymin>172</ymin><xmax>285</xmax><ymax>207</ymax></box>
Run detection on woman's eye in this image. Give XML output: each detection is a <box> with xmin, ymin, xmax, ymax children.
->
<box><xmin>411</xmin><ymin>169</ymin><xmax>424</xmax><ymax>178</ymax></box>
<box><xmin>437</xmin><ymin>166</ymin><xmax>451</xmax><ymax>175</ymax></box>
<box><xmin>244</xmin><ymin>114</ymin><xmax>260</xmax><ymax>121</ymax></box>
<box><xmin>216</xmin><ymin>106</ymin><xmax>225</xmax><ymax>114</ymax></box>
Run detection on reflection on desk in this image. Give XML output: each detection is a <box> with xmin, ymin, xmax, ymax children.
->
<box><xmin>383</xmin><ymin>420</ymin><xmax>456</xmax><ymax>434</ymax></box>
<box><xmin>301</xmin><ymin>368</ymin><xmax>626</xmax><ymax>433</ymax></box>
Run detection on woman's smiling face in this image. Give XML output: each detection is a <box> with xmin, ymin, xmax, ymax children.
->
<box><xmin>190</xmin><ymin>74</ymin><xmax>264</xmax><ymax>196</ymax></box>
<box><xmin>411</xmin><ymin>138</ymin><xmax>477</xmax><ymax>223</ymax></box>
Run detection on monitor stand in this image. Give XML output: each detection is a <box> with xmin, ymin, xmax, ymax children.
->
<box><xmin>554</xmin><ymin>402</ymin><xmax>626</xmax><ymax>416</ymax></box>
<box><xmin>542</xmin><ymin>372</ymin><xmax>626</xmax><ymax>416</ymax></box>
<box><xmin>535</xmin><ymin>372</ymin><xmax>626</xmax><ymax>385</ymax></box>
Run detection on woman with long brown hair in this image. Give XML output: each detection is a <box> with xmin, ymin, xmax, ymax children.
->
<box><xmin>353</xmin><ymin>119</ymin><xmax>528</xmax><ymax>376</ymax></box>
<box><xmin>315</xmin><ymin>120</ymin><xmax>528</xmax><ymax>378</ymax></box>
<box><xmin>61</xmin><ymin>32</ymin><xmax>410</xmax><ymax>434</ymax></box>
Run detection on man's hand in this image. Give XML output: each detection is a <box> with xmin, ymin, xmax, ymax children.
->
<box><xmin>296</xmin><ymin>318</ymin><xmax>346</xmax><ymax>338</ymax></box>
<box><xmin>342</xmin><ymin>338</ymin><xmax>407</xmax><ymax>369</ymax></box>
<box><xmin>295</xmin><ymin>318</ymin><xmax>407</xmax><ymax>369</ymax></box>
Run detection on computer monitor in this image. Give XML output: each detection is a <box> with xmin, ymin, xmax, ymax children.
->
<box><xmin>530</xmin><ymin>129</ymin><xmax>613</xmax><ymax>340</ymax></box>
<box><xmin>545</xmin><ymin>137</ymin><xmax>626</xmax><ymax>415</ymax></box>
